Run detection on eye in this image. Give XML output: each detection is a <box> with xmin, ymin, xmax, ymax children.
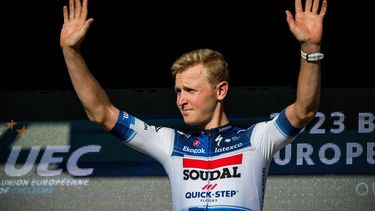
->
<box><xmin>184</xmin><ymin>87</ymin><xmax>197</xmax><ymax>93</ymax></box>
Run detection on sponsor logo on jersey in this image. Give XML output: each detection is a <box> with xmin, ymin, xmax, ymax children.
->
<box><xmin>214</xmin><ymin>142</ymin><xmax>243</xmax><ymax>153</ymax></box>
<box><xmin>185</xmin><ymin>190</ymin><xmax>239</xmax><ymax>202</ymax></box>
<box><xmin>218</xmin><ymin>124</ymin><xmax>232</xmax><ymax>132</ymax></box>
<box><xmin>193</xmin><ymin>140</ymin><xmax>200</xmax><ymax>147</ymax></box>
<box><xmin>183</xmin><ymin>146</ymin><xmax>206</xmax><ymax>154</ymax></box>
<box><xmin>214</xmin><ymin>135</ymin><xmax>231</xmax><ymax>147</ymax></box>
<box><xmin>177</xmin><ymin>130</ymin><xmax>191</xmax><ymax>138</ymax></box>
<box><xmin>182</xmin><ymin>154</ymin><xmax>242</xmax><ymax>180</ymax></box>
<box><xmin>122</xmin><ymin>112</ymin><xmax>129</xmax><ymax>119</ymax></box>
<box><xmin>232</xmin><ymin>136</ymin><xmax>241</xmax><ymax>141</ymax></box>
<box><xmin>201</xmin><ymin>183</ymin><xmax>218</xmax><ymax>190</ymax></box>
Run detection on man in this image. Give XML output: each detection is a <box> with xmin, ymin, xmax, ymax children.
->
<box><xmin>60</xmin><ymin>0</ymin><xmax>327</xmax><ymax>210</ymax></box>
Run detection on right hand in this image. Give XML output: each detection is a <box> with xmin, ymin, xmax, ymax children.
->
<box><xmin>60</xmin><ymin>0</ymin><xmax>94</xmax><ymax>49</ymax></box>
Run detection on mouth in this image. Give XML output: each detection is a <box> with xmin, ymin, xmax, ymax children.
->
<box><xmin>181</xmin><ymin>109</ymin><xmax>193</xmax><ymax>116</ymax></box>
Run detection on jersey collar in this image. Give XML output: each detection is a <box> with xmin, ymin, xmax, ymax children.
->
<box><xmin>195</xmin><ymin>123</ymin><xmax>233</xmax><ymax>135</ymax></box>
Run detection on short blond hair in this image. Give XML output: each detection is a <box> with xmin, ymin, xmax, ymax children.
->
<box><xmin>171</xmin><ymin>49</ymin><xmax>230</xmax><ymax>86</ymax></box>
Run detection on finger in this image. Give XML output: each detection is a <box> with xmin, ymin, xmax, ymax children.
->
<box><xmin>295</xmin><ymin>0</ymin><xmax>303</xmax><ymax>13</ymax></box>
<box><xmin>63</xmin><ymin>6</ymin><xmax>68</xmax><ymax>22</ymax></box>
<box><xmin>75</xmin><ymin>0</ymin><xmax>82</xmax><ymax>18</ymax></box>
<box><xmin>305</xmin><ymin>0</ymin><xmax>313</xmax><ymax>12</ymax></box>
<box><xmin>83</xmin><ymin>18</ymin><xmax>94</xmax><ymax>31</ymax></box>
<box><xmin>319</xmin><ymin>0</ymin><xmax>328</xmax><ymax>17</ymax></box>
<box><xmin>312</xmin><ymin>0</ymin><xmax>320</xmax><ymax>13</ymax></box>
<box><xmin>79</xmin><ymin>18</ymin><xmax>94</xmax><ymax>35</ymax></box>
<box><xmin>285</xmin><ymin>10</ymin><xmax>296</xmax><ymax>31</ymax></box>
<box><xmin>69</xmin><ymin>0</ymin><xmax>75</xmax><ymax>19</ymax></box>
<box><xmin>81</xmin><ymin>0</ymin><xmax>89</xmax><ymax>20</ymax></box>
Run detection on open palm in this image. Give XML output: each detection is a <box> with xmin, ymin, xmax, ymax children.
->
<box><xmin>60</xmin><ymin>0</ymin><xmax>93</xmax><ymax>49</ymax></box>
<box><xmin>286</xmin><ymin>0</ymin><xmax>327</xmax><ymax>46</ymax></box>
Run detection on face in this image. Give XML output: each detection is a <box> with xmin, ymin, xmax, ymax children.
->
<box><xmin>174</xmin><ymin>64</ymin><xmax>219</xmax><ymax>128</ymax></box>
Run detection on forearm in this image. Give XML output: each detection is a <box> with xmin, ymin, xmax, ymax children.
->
<box><xmin>297</xmin><ymin>43</ymin><xmax>321</xmax><ymax>113</ymax></box>
<box><xmin>296</xmin><ymin>58</ymin><xmax>321</xmax><ymax>116</ymax></box>
<box><xmin>287</xmin><ymin>57</ymin><xmax>321</xmax><ymax>128</ymax></box>
<box><xmin>62</xmin><ymin>47</ymin><xmax>118</xmax><ymax>129</ymax></box>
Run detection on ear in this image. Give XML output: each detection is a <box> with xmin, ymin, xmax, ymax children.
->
<box><xmin>216</xmin><ymin>81</ymin><xmax>228</xmax><ymax>101</ymax></box>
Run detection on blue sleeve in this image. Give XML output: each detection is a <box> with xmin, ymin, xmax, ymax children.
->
<box><xmin>109</xmin><ymin>111</ymin><xmax>137</xmax><ymax>143</ymax></box>
<box><xmin>275</xmin><ymin>109</ymin><xmax>303</xmax><ymax>138</ymax></box>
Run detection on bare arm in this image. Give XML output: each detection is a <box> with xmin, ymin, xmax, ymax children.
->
<box><xmin>60</xmin><ymin>0</ymin><xmax>118</xmax><ymax>130</ymax></box>
<box><xmin>285</xmin><ymin>0</ymin><xmax>328</xmax><ymax>128</ymax></box>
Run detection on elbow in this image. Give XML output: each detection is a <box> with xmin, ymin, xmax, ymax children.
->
<box><xmin>86</xmin><ymin>105</ymin><xmax>118</xmax><ymax>131</ymax></box>
<box><xmin>288</xmin><ymin>102</ymin><xmax>319</xmax><ymax>128</ymax></box>
<box><xmin>297</xmin><ymin>111</ymin><xmax>317</xmax><ymax>123</ymax></box>
<box><xmin>295</xmin><ymin>107</ymin><xmax>318</xmax><ymax>124</ymax></box>
<box><xmin>87</xmin><ymin>113</ymin><xmax>107</xmax><ymax>128</ymax></box>
<box><xmin>295</xmin><ymin>99</ymin><xmax>320</xmax><ymax>123</ymax></box>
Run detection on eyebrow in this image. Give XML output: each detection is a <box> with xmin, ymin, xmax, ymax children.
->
<box><xmin>174</xmin><ymin>84</ymin><xmax>195</xmax><ymax>92</ymax></box>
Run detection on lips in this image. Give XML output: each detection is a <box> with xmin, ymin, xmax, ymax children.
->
<box><xmin>181</xmin><ymin>108</ymin><xmax>193</xmax><ymax>115</ymax></box>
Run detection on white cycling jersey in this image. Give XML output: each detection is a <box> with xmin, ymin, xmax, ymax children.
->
<box><xmin>110</xmin><ymin>109</ymin><xmax>301</xmax><ymax>211</ymax></box>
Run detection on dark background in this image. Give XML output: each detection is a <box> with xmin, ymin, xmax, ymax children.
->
<box><xmin>1</xmin><ymin>0</ymin><xmax>373</xmax><ymax>90</ymax></box>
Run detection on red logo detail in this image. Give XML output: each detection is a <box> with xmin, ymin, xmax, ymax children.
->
<box><xmin>202</xmin><ymin>183</ymin><xmax>218</xmax><ymax>190</ymax></box>
<box><xmin>183</xmin><ymin>154</ymin><xmax>243</xmax><ymax>169</ymax></box>
<box><xmin>193</xmin><ymin>140</ymin><xmax>200</xmax><ymax>147</ymax></box>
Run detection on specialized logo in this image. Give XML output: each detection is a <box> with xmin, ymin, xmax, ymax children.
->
<box><xmin>214</xmin><ymin>135</ymin><xmax>231</xmax><ymax>147</ymax></box>
<box><xmin>183</xmin><ymin>154</ymin><xmax>242</xmax><ymax>180</ymax></box>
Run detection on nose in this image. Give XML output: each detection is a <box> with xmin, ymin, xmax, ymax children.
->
<box><xmin>177</xmin><ymin>92</ymin><xmax>187</xmax><ymax>107</ymax></box>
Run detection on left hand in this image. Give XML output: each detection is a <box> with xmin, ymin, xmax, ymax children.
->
<box><xmin>286</xmin><ymin>0</ymin><xmax>328</xmax><ymax>52</ymax></box>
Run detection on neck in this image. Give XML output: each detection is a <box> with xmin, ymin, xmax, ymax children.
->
<box><xmin>201</xmin><ymin>103</ymin><xmax>230</xmax><ymax>130</ymax></box>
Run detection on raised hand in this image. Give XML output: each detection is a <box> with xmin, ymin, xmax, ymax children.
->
<box><xmin>60</xmin><ymin>0</ymin><xmax>94</xmax><ymax>49</ymax></box>
<box><xmin>286</xmin><ymin>0</ymin><xmax>327</xmax><ymax>51</ymax></box>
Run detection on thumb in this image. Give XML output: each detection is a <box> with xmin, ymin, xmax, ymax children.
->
<box><xmin>82</xmin><ymin>18</ymin><xmax>94</xmax><ymax>32</ymax></box>
<box><xmin>285</xmin><ymin>10</ymin><xmax>295</xmax><ymax>31</ymax></box>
